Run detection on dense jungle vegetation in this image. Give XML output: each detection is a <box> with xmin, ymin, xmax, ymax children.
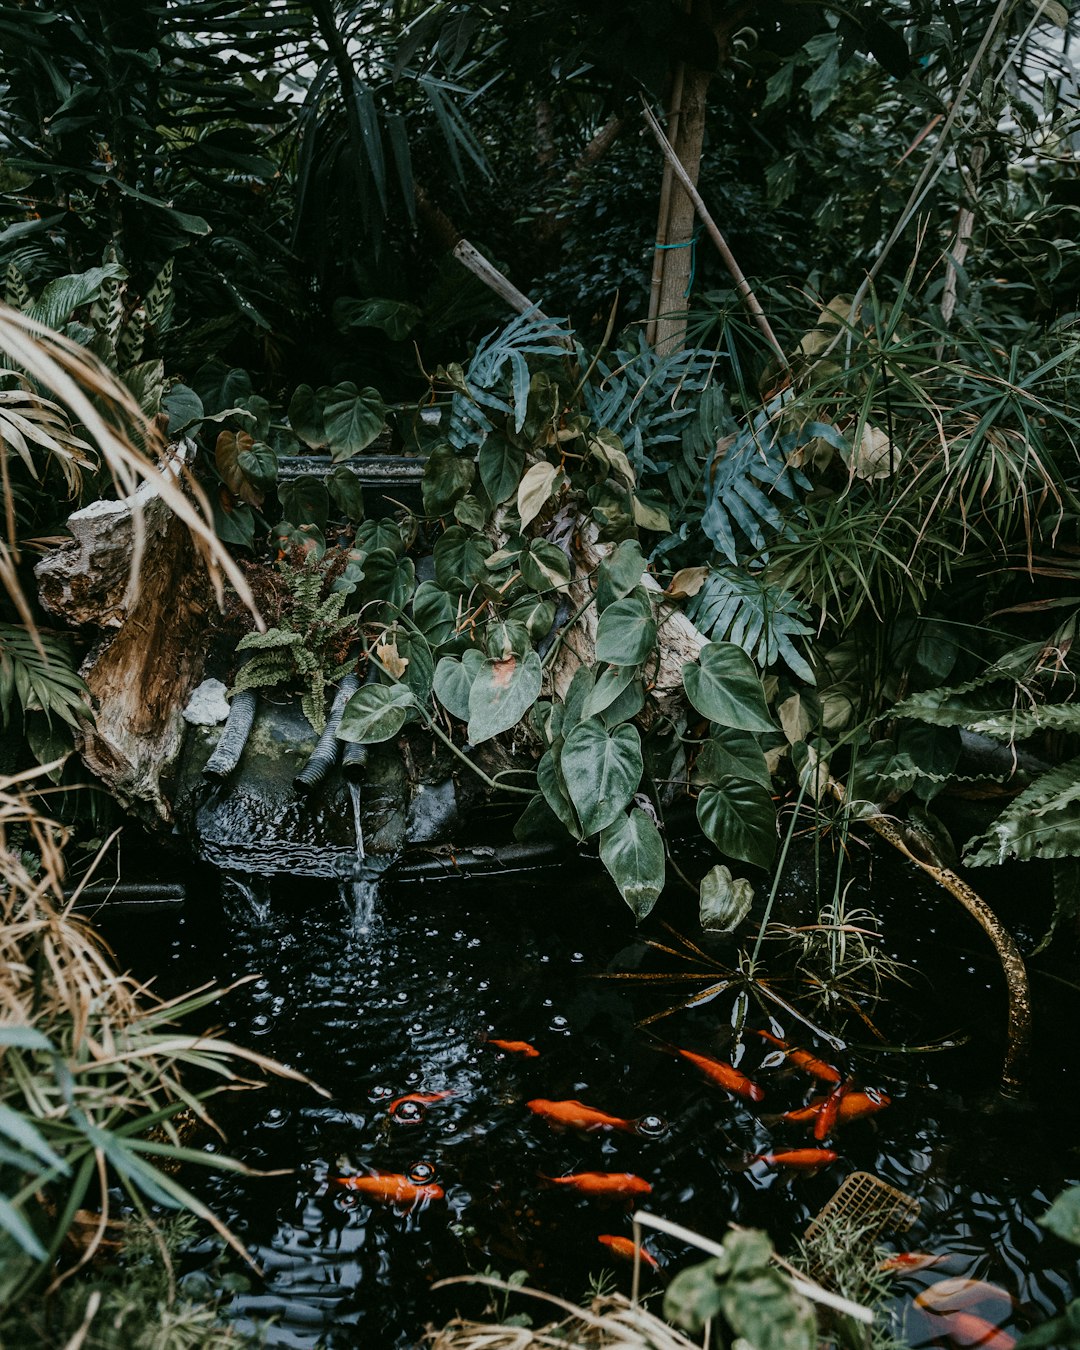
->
<box><xmin>3</xmin><ymin>1</ymin><xmax>1080</xmax><ymax>1346</ymax></box>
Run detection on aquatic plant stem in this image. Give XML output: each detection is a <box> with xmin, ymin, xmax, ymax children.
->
<box><xmin>830</xmin><ymin>779</ymin><xmax>1031</xmax><ymax>1095</ymax></box>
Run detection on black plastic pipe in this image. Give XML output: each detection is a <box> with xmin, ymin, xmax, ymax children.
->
<box><xmin>294</xmin><ymin>673</ymin><xmax>360</xmax><ymax>793</ymax></box>
<box><xmin>340</xmin><ymin>661</ymin><xmax>380</xmax><ymax>782</ymax></box>
<box><xmin>203</xmin><ymin>689</ymin><xmax>258</xmax><ymax>781</ymax></box>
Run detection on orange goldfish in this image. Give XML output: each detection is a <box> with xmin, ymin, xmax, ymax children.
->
<box><xmin>755</xmin><ymin>1031</ymin><xmax>842</xmax><ymax>1084</ymax></box>
<box><xmin>598</xmin><ymin>1235</ymin><xmax>659</xmax><ymax>1269</ymax></box>
<box><xmin>334</xmin><ymin>1172</ymin><xmax>444</xmax><ymax>1205</ymax></box>
<box><xmin>814</xmin><ymin>1082</ymin><xmax>848</xmax><ymax>1140</ymax></box>
<box><xmin>915</xmin><ymin>1278</ymin><xmax>1015</xmax><ymax>1321</ymax></box>
<box><xmin>487</xmin><ymin>1038</ymin><xmax>540</xmax><ymax>1057</ymax></box>
<box><xmin>881</xmin><ymin>1252</ymin><xmax>960</xmax><ymax>1275</ymax></box>
<box><xmin>914</xmin><ymin>1308</ymin><xmax>1015</xmax><ymax>1350</ymax></box>
<box><xmin>754</xmin><ymin>1148</ymin><xmax>838</xmax><ymax>1170</ymax></box>
<box><xmin>675</xmin><ymin>1047</ymin><xmax>764</xmax><ymax>1102</ymax></box>
<box><xmin>783</xmin><ymin>1087</ymin><xmax>889</xmax><ymax>1127</ymax></box>
<box><xmin>541</xmin><ymin>1171</ymin><xmax>652</xmax><ymax>1197</ymax></box>
<box><xmin>388</xmin><ymin>1090</ymin><xmax>453</xmax><ymax>1114</ymax></box>
<box><xmin>526</xmin><ymin>1099</ymin><xmax>638</xmax><ymax>1132</ymax></box>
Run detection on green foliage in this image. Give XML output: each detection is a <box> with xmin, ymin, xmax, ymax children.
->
<box><xmin>664</xmin><ymin>1228</ymin><xmax>816</xmax><ymax>1350</ymax></box>
<box><xmin>231</xmin><ymin>554</ymin><xmax>359</xmax><ymax>733</ymax></box>
<box><xmin>0</xmin><ymin>626</ymin><xmax>90</xmax><ymax>736</ymax></box>
<box><xmin>1017</xmin><ymin>1188</ymin><xmax>1080</xmax><ymax>1349</ymax></box>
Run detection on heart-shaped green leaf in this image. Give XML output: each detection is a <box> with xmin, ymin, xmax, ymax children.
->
<box><xmin>537</xmin><ymin>747</ymin><xmax>582</xmax><ymax>839</ymax></box>
<box><xmin>412</xmin><ymin>581</ymin><xmax>457</xmax><ymax>648</ymax></box>
<box><xmin>520</xmin><ymin>541</ymin><xmax>571</xmax><ymax>593</ymax></box>
<box><xmin>433</xmin><ymin>648</ymin><xmax>485</xmax><ymax>720</ymax></box>
<box><xmin>683</xmin><ymin>642</ymin><xmax>775</xmax><ymax>732</ymax></box>
<box><xmin>562</xmin><ymin>719</ymin><xmax>643</xmax><ymax>837</ymax></box>
<box><xmin>696</xmin><ymin>776</ymin><xmax>776</xmax><ymax>870</ymax></box>
<box><xmin>337</xmin><ymin>683</ymin><xmax>414</xmax><ymax>744</ymax></box>
<box><xmin>326</xmin><ymin>464</ymin><xmax>365</xmax><ymax>521</ymax></box>
<box><xmin>582</xmin><ymin>665</ymin><xmax>636</xmax><ymax>719</ymax></box>
<box><xmin>699</xmin><ymin>864</ymin><xmax>755</xmax><ymax>932</ymax></box>
<box><xmin>596</xmin><ymin>539</ymin><xmax>645</xmax><ymax>612</ymax></box>
<box><xmin>479</xmin><ymin>433</ymin><xmax>525</xmax><ymax>505</ymax></box>
<box><xmin>278</xmin><ymin>475</ymin><xmax>328</xmax><ymax>530</ymax></box>
<box><xmin>423</xmin><ymin>443</ymin><xmax>475</xmax><ymax>516</ymax></box>
<box><xmin>595</xmin><ymin>595</ymin><xmax>656</xmax><ymax>666</ymax></box>
<box><xmin>468</xmin><ymin>649</ymin><xmax>542</xmax><ymax>744</ymax></box>
<box><xmin>322</xmin><ymin>382</ymin><xmax>387</xmax><ymax>460</ymax></box>
<box><xmin>434</xmin><ymin>526</ymin><xmax>493</xmax><ymax>593</ymax></box>
<box><xmin>600</xmin><ymin>808</ymin><xmax>665</xmax><ymax>921</ymax></box>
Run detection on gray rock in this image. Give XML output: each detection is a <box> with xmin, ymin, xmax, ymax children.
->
<box><xmin>183</xmin><ymin>679</ymin><xmax>232</xmax><ymax>726</ymax></box>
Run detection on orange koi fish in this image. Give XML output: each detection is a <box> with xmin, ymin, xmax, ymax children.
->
<box><xmin>487</xmin><ymin>1038</ymin><xmax>540</xmax><ymax>1057</ymax></box>
<box><xmin>881</xmin><ymin>1252</ymin><xmax>961</xmax><ymax>1275</ymax></box>
<box><xmin>675</xmin><ymin>1048</ymin><xmax>765</xmax><ymax>1102</ymax></box>
<box><xmin>814</xmin><ymin>1082</ymin><xmax>848</xmax><ymax>1140</ymax></box>
<box><xmin>388</xmin><ymin>1090</ymin><xmax>453</xmax><ymax>1114</ymax></box>
<box><xmin>783</xmin><ymin>1088</ymin><xmax>889</xmax><ymax>1127</ymax></box>
<box><xmin>754</xmin><ymin>1149</ymin><xmax>838</xmax><ymax>1170</ymax></box>
<box><xmin>598</xmin><ymin>1235</ymin><xmax>659</xmax><ymax>1269</ymax></box>
<box><xmin>526</xmin><ymin>1099</ymin><xmax>638</xmax><ymax>1133</ymax></box>
<box><xmin>915</xmin><ymin>1278</ymin><xmax>1015</xmax><ymax>1321</ymax></box>
<box><xmin>755</xmin><ymin>1031</ymin><xmax>842</xmax><ymax>1084</ymax></box>
<box><xmin>541</xmin><ymin>1171</ymin><xmax>652</xmax><ymax>1196</ymax></box>
<box><xmin>915</xmin><ymin>1309</ymin><xmax>1016</xmax><ymax>1350</ymax></box>
<box><xmin>334</xmin><ymin>1172</ymin><xmax>444</xmax><ymax>1205</ymax></box>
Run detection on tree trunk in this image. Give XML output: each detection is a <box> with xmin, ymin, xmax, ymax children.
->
<box><xmin>651</xmin><ymin>60</ymin><xmax>710</xmax><ymax>352</ymax></box>
<box><xmin>35</xmin><ymin>446</ymin><xmax>214</xmax><ymax>825</ymax></box>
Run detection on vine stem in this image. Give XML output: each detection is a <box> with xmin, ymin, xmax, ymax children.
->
<box><xmin>540</xmin><ymin>594</ymin><xmax>596</xmax><ymax>671</ymax></box>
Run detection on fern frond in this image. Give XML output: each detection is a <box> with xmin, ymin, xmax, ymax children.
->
<box><xmin>687</xmin><ymin>567</ymin><xmax>814</xmax><ymax>682</ymax></box>
<box><xmin>965</xmin><ymin>755</ymin><xmax>1080</xmax><ymax>865</ymax></box>
<box><xmin>236</xmin><ymin>627</ymin><xmax>303</xmax><ymax>652</ymax></box>
<box><xmin>230</xmin><ymin>653</ymin><xmax>294</xmax><ymax>695</ymax></box>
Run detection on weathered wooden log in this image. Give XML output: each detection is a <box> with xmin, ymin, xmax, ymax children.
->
<box><xmin>34</xmin><ymin>444</ymin><xmax>214</xmax><ymax>824</ymax></box>
<box><xmin>548</xmin><ymin>519</ymin><xmax>706</xmax><ymax>712</ymax></box>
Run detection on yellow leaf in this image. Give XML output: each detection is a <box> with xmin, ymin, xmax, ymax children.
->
<box><xmin>666</xmin><ymin>566</ymin><xmax>709</xmax><ymax>599</ymax></box>
<box><xmin>376</xmin><ymin>640</ymin><xmax>409</xmax><ymax>679</ymax></box>
<box><xmin>517</xmin><ymin>461</ymin><xmax>560</xmax><ymax>529</ymax></box>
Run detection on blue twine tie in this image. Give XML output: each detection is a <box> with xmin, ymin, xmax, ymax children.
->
<box><xmin>655</xmin><ymin>223</ymin><xmax>703</xmax><ymax>297</ymax></box>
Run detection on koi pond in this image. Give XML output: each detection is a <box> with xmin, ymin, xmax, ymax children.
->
<box><xmin>101</xmin><ymin>844</ymin><xmax>1080</xmax><ymax>1349</ymax></box>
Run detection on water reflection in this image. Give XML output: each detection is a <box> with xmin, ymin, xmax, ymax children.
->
<box><xmin>104</xmin><ymin>856</ymin><xmax>1080</xmax><ymax>1349</ymax></box>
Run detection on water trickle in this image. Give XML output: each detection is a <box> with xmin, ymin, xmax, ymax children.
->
<box><xmin>222</xmin><ymin>872</ymin><xmax>272</xmax><ymax>925</ymax></box>
<box><xmin>348</xmin><ymin>780</ymin><xmax>366</xmax><ymax>866</ymax></box>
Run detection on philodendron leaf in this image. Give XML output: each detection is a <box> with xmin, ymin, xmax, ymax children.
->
<box><xmin>520</xmin><ymin>540</ymin><xmax>571</xmax><ymax>592</ymax></box>
<box><xmin>683</xmin><ymin>642</ymin><xmax>775</xmax><ymax>732</ymax></box>
<box><xmin>479</xmin><ymin>433</ymin><xmax>525</xmax><ymax>505</ymax></box>
<box><xmin>517</xmin><ymin>461</ymin><xmax>560</xmax><ymax>528</ymax></box>
<box><xmin>434</xmin><ymin>526</ymin><xmax>493</xmax><ymax>593</ymax></box>
<box><xmin>423</xmin><ymin>442</ymin><xmax>475</xmax><ymax>516</ymax></box>
<box><xmin>595</xmin><ymin>595</ymin><xmax>656</xmax><ymax>666</ymax></box>
<box><xmin>538</xmin><ymin>748</ymin><xmax>582</xmax><ymax>839</ymax></box>
<box><xmin>696</xmin><ymin>776</ymin><xmax>776</xmax><ymax>870</ymax></box>
<box><xmin>433</xmin><ymin>648</ymin><xmax>486</xmax><ymax>721</ymax></box>
<box><xmin>582</xmin><ymin>665</ymin><xmax>636</xmax><ymax>719</ymax></box>
<box><xmin>337</xmin><ymin>683</ymin><xmax>414</xmax><ymax>744</ymax></box>
<box><xmin>699</xmin><ymin>864</ymin><xmax>755</xmax><ymax>932</ymax></box>
<box><xmin>600</xmin><ymin>808</ymin><xmax>665</xmax><ymax>921</ymax></box>
<box><xmin>596</xmin><ymin>539</ymin><xmax>645</xmax><ymax>612</ymax></box>
<box><xmin>694</xmin><ymin>728</ymin><xmax>771</xmax><ymax>790</ymax></box>
<box><xmin>467</xmin><ymin>650</ymin><xmax>542</xmax><ymax>744</ymax></box>
<box><xmin>323</xmin><ymin>382</ymin><xmax>387</xmax><ymax>460</ymax></box>
<box><xmin>1041</xmin><ymin>1186</ymin><xmax>1080</xmax><ymax>1247</ymax></box>
<box><xmin>562</xmin><ymin>719</ymin><xmax>643</xmax><ymax>837</ymax></box>
<box><xmin>412</xmin><ymin>582</ymin><xmax>457</xmax><ymax>647</ymax></box>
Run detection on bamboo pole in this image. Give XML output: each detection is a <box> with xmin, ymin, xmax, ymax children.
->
<box><xmin>640</xmin><ymin>97</ymin><xmax>788</xmax><ymax>366</ymax></box>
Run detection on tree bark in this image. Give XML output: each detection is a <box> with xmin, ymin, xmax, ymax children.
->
<box><xmin>35</xmin><ymin>446</ymin><xmax>214</xmax><ymax>824</ymax></box>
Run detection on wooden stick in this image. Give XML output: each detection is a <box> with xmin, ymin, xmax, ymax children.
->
<box><xmin>452</xmin><ymin>239</ymin><xmax>548</xmax><ymax>319</ymax></box>
<box><xmin>640</xmin><ymin>96</ymin><xmax>787</xmax><ymax>366</ymax></box>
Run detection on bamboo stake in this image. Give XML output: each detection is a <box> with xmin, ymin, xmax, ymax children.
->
<box><xmin>641</xmin><ymin>96</ymin><xmax>788</xmax><ymax>367</ymax></box>
<box><xmin>452</xmin><ymin>239</ymin><xmax>549</xmax><ymax>319</ymax></box>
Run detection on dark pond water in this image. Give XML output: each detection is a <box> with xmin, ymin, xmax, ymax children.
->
<box><xmin>102</xmin><ymin>844</ymin><xmax>1080</xmax><ymax>1349</ymax></box>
